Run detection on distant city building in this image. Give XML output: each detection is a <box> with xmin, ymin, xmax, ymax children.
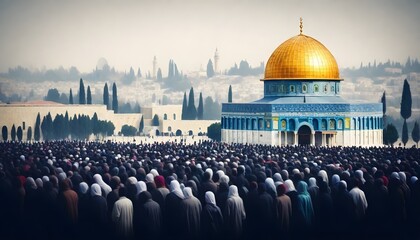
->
<box><xmin>221</xmin><ymin>19</ymin><xmax>383</xmax><ymax>147</ymax></box>
<box><xmin>214</xmin><ymin>48</ymin><xmax>220</xmax><ymax>75</ymax></box>
<box><xmin>153</xmin><ymin>56</ymin><xmax>157</xmax><ymax>79</ymax></box>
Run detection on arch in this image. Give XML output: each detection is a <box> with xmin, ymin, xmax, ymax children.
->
<box><xmin>252</xmin><ymin>119</ymin><xmax>257</xmax><ymax>130</ymax></box>
<box><xmin>337</xmin><ymin>119</ymin><xmax>343</xmax><ymax>129</ymax></box>
<box><xmin>281</xmin><ymin>119</ymin><xmax>287</xmax><ymax>130</ymax></box>
<box><xmin>246</xmin><ymin>118</ymin><xmax>250</xmax><ymax>130</ymax></box>
<box><xmin>176</xmin><ymin>129</ymin><xmax>182</xmax><ymax>136</ymax></box>
<box><xmin>155</xmin><ymin>129</ymin><xmax>160</xmax><ymax>136</ymax></box>
<box><xmin>163</xmin><ymin>114</ymin><xmax>168</xmax><ymax>120</ymax></box>
<box><xmin>188</xmin><ymin>130</ymin><xmax>193</xmax><ymax>136</ymax></box>
<box><xmin>312</xmin><ymin>119</ymin><xmax>319</xmax><ymax>131</ymax></box>
<box><xmin>329</xmin><ymin>119</ymin><xmax>336</xmax><ymax>130</ymax></box>
<box><xmin>241</xmin><ymin>118</ymin><xmax>246</xmax><ymax>130</ymax></box>
<box><xmin>298</xmin><ymin>125</ymin><xmax>312</xmax><ymax>145</ymax></box>
<box><xmin>168</xmin><ymin>126</ymin><xmax>172</xmax><ymax>132</ymax></box>
<box><xmin>352</xmin><ymin>118</ymin><xmax>356</xmax><ymax>129</ymax></box>
<box><xmin>321</xmin><ymin>119</ymin><xmax>327</xmax><ymax>130</ymax></box>
<box><xmin>258</xmin><ymin>118</ymin><xmax>264</xmax><ymax>130</ymax></box>
<box><xmin>288</xmin><ymin>119</ymin><xmax>296</xmax><ymax>131</ymax></box>
<box><xmin>290</xmin><ymin>85</ymin><xmax>295</xmax><ymax>93</ymax></box>
<box><xmin>314</xmin><ymin>84</ymin><xmax>319</xmax><ymax>93</ymax></box>
<box><xmin>173</xmin><ymin>113</ymin><xmax>176</xmax><ymax>120</ymax></box>
<box><xmin>302</xmin><ymin>83</ymin><xmax>308</xmax><ymax>93</ymax></box>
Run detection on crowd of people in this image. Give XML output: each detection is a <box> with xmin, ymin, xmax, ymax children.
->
<box><xmin>0</xmin><ymin>140</ymin><xmax>419</xmax><ymax>240</ymax></box>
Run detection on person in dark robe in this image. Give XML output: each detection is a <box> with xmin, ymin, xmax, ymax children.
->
<box><xmin>57</xmin><ymin>178</ymin><xmax>78</xmax><ymax>240</ymax></box>
<box><xmin>317</xmin><ymin>180</ymin><xmax>334</xmax><ymax>239</ymax></box>
<box><xmin>200</xmin><ymin>171</ymin><xmax>218</xmax><ymax>204</ymax></box>
<box><xmin>78</xmin><ymin>182</ymin><xmax>90</xmax><ymax>239</ymax></box>
<box><xmin>307</xmin><ymin>177</ymin><xmax>320</xmax><ymax>230</ymax></box>
<box><xmin>244</xmin><ymin>181</ymin><xmax>259</xmax><ymax>240</ymax></box>
<box><xmin>224</xmin><ymin>185</ymin><xmax>246</xmax><ymax>240</ymax></box>
<box><xmin>201</xmin><ymin>191</ymin><xmax>224</xmax><ymax>240</ymax></box>
<box><xmin>284</xmin><ymin>179</ymin><xmax>299</xmax><ymax>235</ymax></box>
<box><xmin>366</xmin><ymin>178</ymin><xmax>390</xmax><ymax>237</ymax></box>
<box><xmin>256</xmin><ymin>182</ymin><xmax>275</xmax><ymax>240</ymax></box>
<box><xmin>333</xmin><ymin>180</ymin><xmax>356</xmax><ymax>239</ymax></box>
<box><xmin>164</xmin><ymin>180</ymin><xmax>184</xmax><ymax>240</ymax></box>
<box><xmin>295</xmin><ymin>181</ymin><xmax>314</xmax><ymax>237</ymax></box>
<box><xmin>388</xmin><ymin>172</ymin><xmax>407</xmax><ymax>238</ymax></box>
<box><xmin>107</xmin><ymin>176</ymin><xmax>120</xmax><ymax>219</ymax></box>
<box><xmin>180</xmin><ymin>187</ymin><xmax>202</xmax><ymax>240</ymax></box>
<box><xmin>147</xmin><ymin>180</ymin><xmax>164</xmax><ymax>210</ymax></box>
<box><xmin>216</xmin><ymin>175</ymin><xmax>229</xmax><ymax>213</ymax></box>
<box><xmin>89</xmin><ymin>183</ymin><xmax>108</xmax><ymax>239</ymax></box>
<box><xmin>136</xmin><ymin>191</ymin><xmax>162</xmax><ymax>240</ymax></box>
<box><xmin>276</xmin><ymin>184</ymin><xmax>292</xmax><ymax>240</ymax></box>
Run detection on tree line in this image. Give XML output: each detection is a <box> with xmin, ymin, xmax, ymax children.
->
<box><xmin>181</xmin><ymin>87</ymin><xmax>221</xmax><ymax>120</ymax></box>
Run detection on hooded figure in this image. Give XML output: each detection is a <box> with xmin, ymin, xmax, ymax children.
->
<box><xmin>296</xmin><ymin>181</ymin><xmax>314</xmax><ymax>232</ymax></box>
<box><xmin>265</xmin><ymin>177</ymin><xmax>277</xmax><ymax>200</ymax></box>
<box><xmin>201</xmin><ymin>191</ymin><xmax>224</xmax><ymax>240</ymax></box>
<box><xmin>318</xmin><ymin>170</ymin><xmax>329</xmax><ymax>185</ymax></box>
<box><xmin>112</xmin><ymin>187</ymin><xmax>134</xmax><ymax>239</ymax></box>
<box><xmin>180</xmin><ymin>187</ymin><xmax>202</xmax><ymax>240</ymax></box>
<box><xmin>135</xmin><ymin>191</ymin><xmax>162</xmax><ymax>240</ymax></box>
<box><xmin>276</xmin><ymin>184</ymin><xmax>292</xmax><ymax>237</ymax></box>
<box><xmin>165</xmin><ymin>180</ymin><xmax>184</xmax><ymax>239</ymax></box>
<box><xmin>224</xmin><ymin>185</ymin><xmax>246</xmax><ymax>240</ymax></box>
<box><xmin>93</xmin><ymin>174</ymin><xmax>112</xmax><ymax>197</ymax></box>
<box><xmin>256</xmin><ymin>182</ymin><xmax>276</xmax><ymax>240</ymax></box>
<box><xmin>334</xmin><ymin>180</ymin><xmax>356</xmax><ymax>235</ymax></box>
<box><xmin>89</xmin><ymin>183</ymin><xmax>108</xmax><ymax>239</ymax></box>
<box><xmin>57</xmin><ymin>178</ymin><xmax>79</xmax><ymax>238</ymax></box>
<box><xmin>284</xmin><ymin>179</ymin><xmax>299</xmax><ymax>231</ymax></box>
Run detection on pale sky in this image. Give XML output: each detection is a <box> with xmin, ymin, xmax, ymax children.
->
<box><xmin>0</xmin><ymin>0</ymin><xmax>419</xmax><ymax>74</ymax></box>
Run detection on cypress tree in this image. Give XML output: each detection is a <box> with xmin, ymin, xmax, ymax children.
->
<box><xmin>112</xmin><ymin>82</ymin><xmax>118</xmax><ymax>113</ymax></box>
<box><xmin>182</xmin><ymin>92</ymin><xmax>188</xmax><ymax>120</ymax></box>
<box><xmin>385</xmin><ymin>123</ymin><xmax>399</xmax><ymax>147</ymax></box>
<box><xmin>381</xmin><ymin>91</ymin><xmax>386</xmax><ymax>115</ymax></box>
<box><xmin>79</xmin><ymin>78</ymin><xmax>86</xmax><ymax>104</ymax></box>
<box><xmin>197</xmin><ymin>92</ymin><xmax>204</xmax><ymax>120</ymax></box>
<box><xmin>207</xmin><ymin>59</ymin><xmax>214</xmax><ymax>78</ymax></box>
<box><xmin>400</xmin><ymin>79</ymin><xmax>412</xmax><ymax>147</ymax></box>
<box><xmin>64</xmin><ymin>111</ymin><xmax>70</xmax><ymax>138</ymax></box>
<box><xmin>139</xmin><ymin>116</ymin><xmax>144</xmax><ymax>133</ymax></box>
<box><xmin>103</xmin><ymin>83</ymin><xmax>110</xmax><ymax>109</ymax></box>
<box><xmin>92</xmin><ymin>112</ymin><xmax>100</xmax><ymax>136</ymax></box>
<box><xmin>69</xmin><ymin>89</ymin><xmax>74</xmax><ymax>104</ymax></box>
<box><xmin>27</xmin><ymin>127</ymin><xmax>32</xmax><ymax>141</ymax></box>
<box><xmin>2</xmin><ymin>126</ymin><xmax>7</xmax><ymax>141</ymax></box>
<box><xmin>228</xmin><ymin>85</ymin><xmax>232</xmax><ymax>103</ymax></box>
<box><xmin>402</xmin><ymin>121</ymin><xmax>408</xmax><ymax>147</ymax></box>
<box><xmin>11</xmin><ymin>125</ymin><xmax>16</xmax><ymax>141</ymax></box>
<box><xmin>412</xmin><ymin>121</ymin><xmax>419</xmax><ymax>147</ymax></box>
<box><xmin>17</xmin><ymin>126</ymin><xmax>23</xmax><ymax>141</ymax></box>
<box><xmin>157</xmin><ymin>68</ymin><xmax>163</xmax><ymax>81</ymax></box>
<box><xmin>34</xmin><ymin>113</ymin><xmax>41</xmax><ymax>141</ymax></box>
<box><xmin>87</xmin><ymin>86</ymin><xmax>92</xmax><ymax>104</ymax></box>
<box><xmin>187</xmin><ymin>87</ymin><xmax>197</xmax><ymax>120</ymax></box>
<box><xmin>152</xmin><ymin>114</ymin><xmax>159</xmax><ymax>126</ymax></box>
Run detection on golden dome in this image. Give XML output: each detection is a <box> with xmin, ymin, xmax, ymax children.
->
<box><xmin>264</xmin><ymin>34</ymin><xmax>341</xmax><ymax>80</ymax></box>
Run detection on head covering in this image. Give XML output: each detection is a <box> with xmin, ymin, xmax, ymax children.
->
<box><xmin>411</xmin><ymin>176</ymin><xmax>418</xmax><ymax>184</ymax></box>
<box><xmin>183</xmin><ymin>187</ymin><xmax>194</xmax><ymax>199</ymax></box>
<box><xmin>281</xmin><ymin>169</ymin><xmax>289</xmax><ymax>180</ymax></box>
<box><xmin>35</xmin><ymin>178</ymin><xmax>43</xmax><ymax>188</ymax></box>
<box><xmin>93</xmin><ymin>174</ymin><xmax>112</xmax><ymax>196</ymax></box>
<box><xmin>277</xmin><ymin>184</ymin><xmax>286</xmax><ymax>196</ymax></box>
<box><xmin>170</xmin><ymin>180</ymin><xmax>184</xmax><ymax>199</ymax></box>
<box><xmin>308</xmin><ymin>177</ymin><xmax>317</xmax><ymax>188</ymax></box>
<box><xmin>26</xmin><ymin>177</ymin><xmax>37</xmax><ymax>190</ymax></box>
<box><xmin>338</xmin><ymin>180</ymin><xmax>347</xmax><ymax>191</ymax></box>
<box><xmin>220</xmin><ymin>175</ymin><xmax>230</xmax><ymax>184</ymax></box>
<box><xmin>146</xmin><ymin>173</ymin><xmax>154</xmax><ymax>183</ymax></box>
<box><xmin>318</xmin><ymin>170</ymin><xmax>329</xmax><ymax>185</ymax></box>
<box><xmin>205</xmin><ymin>191</ymin><xmax>217</xmax><ymax>205</ymax></box>
<box><xmin>127</xmin><ymin>176</ymin><xmax>137</xmax><ymax>185</ymax></box>
<box><xmin>91</xmin><ymin>183</ymin><xmax>102</xmax><ymax>196</ymax></box>
<box><xmin>136</xmin><ymin>181</ymin><xmax>147</xmax><ymax>195</ymax></box>
<box><xmin>154</xmin><ymin>175</ymin><xmax>166</xmax><ymax>188</ymax></box>
<box><xmin>265</xmin><ymin>177</ymin><xmax>277</xmax><ymax>195</ymax></box>
<box><xmin>355</xmin><ymin>170</ymin><xmax>366</xmax><ymax>184</ymax></box>
<box><xmin>390</xmin><ymin>172</ymin><xmax>400</xmax><ymax>180</ymax></box>
<box><xmin>205</xmin><ymin>168</ymin><xmax>213</xmax><ymax>179</ymax></box>
<box><xmin>150</xmin><ymin>169</ymin><xmax>159</xmax><ymax>177</ymax></box>
<box><xmin>398</xmin><ymin>172</ymin><xmax>407</xmax><ymax>183</ymax></box>
<box><xmin>42</xmin><ymin>176</ymin><xmax>50</xmax><ymax>183</ymax></box>
<box><xmin>228</xmin><ymin>185</ymin><xmax>240</xmax><ymax>198</ymax></box>
<box><xmin>284</xmin><ymin>179</ymin><xmax>296</xmax><ymax>193</ymax></box>
<box><xmin>273</xmin><ymin>173</ymin><xmax>283</xmax><ymax>183</ymax></box>
<box><xmin>79</xmin><ymin>182</ymin><xmax>89</xmax><ymax>194</ymax></box>
<box><xmin>332</xmin><ymin>174</ymin><xmax>340</xmax><ymax>187</ymax></box>
<box><xmin>297</xmin><ymin>181</ymin><xmax>309</xmax><ymax>195</ymax></box>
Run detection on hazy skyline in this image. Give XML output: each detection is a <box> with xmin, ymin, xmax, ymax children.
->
<box><xmin>0</xmin><ymin>0</ymin><xmax>419</xmax><ymax>74</ymax></box>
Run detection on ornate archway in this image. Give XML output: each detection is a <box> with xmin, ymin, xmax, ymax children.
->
<box><xmin>298</xmin><ymin>125</ymin><xmax>311</xmax><ymax>145</ymax></box>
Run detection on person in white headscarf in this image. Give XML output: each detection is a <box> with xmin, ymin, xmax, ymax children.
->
<box><xmin>165</xmin><ymin>180</ymin><xmax>185</xmax><ymax>238</ymax></box>
<box><xmin>180</xmin><ymin>187</ymin><xmax>202</xmax><ymax>240</ymax></box>
<box><xmin>273</xmin><ymin>172</ymin><xmax>284</xmax><ymax>184</ymax></box>
<box><xmin>265</xmin><ymin>177</ymin><xmax>277</xmax><ymax>199</ymax></box>
<box><xmin>318</xmin><ymin>170</ymin><xmax>329</xmax><ymax>185</ymax></box>
<box><xmin>136</xmin><ymin>181</ymin><xmax>147</xmax><ymax>197</ymax></box>
<box><xmin>145</xmin><ymin>173</ymin><xmax>154</xmax><ymax>183</ymax></box>
<box><xmin>355</xmin><ymin>170</ymin><xmax>366</xmax><ymax>184</ymax></box>
<box><xmin>93</xmin><ymin>174</ymin><xmax>112</xmax><ymax>197</ymax></box>
<box><xmin>202</xmin><ymin>191</ymin><xmax>224</xmax><ymax>240</ymax></box>
<box><xmin>225</xmin><ymin>185</ymin><xmax>246</xmax><ymax>240</ymax></box>
<box><xmin>89</xmin><ymin>183</ymin><xmax>108</xmax><ymax>238</ymax></box>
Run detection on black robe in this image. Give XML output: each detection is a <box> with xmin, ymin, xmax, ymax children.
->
<box><xmin>164</xmin><ymin>192</ymin><xmax>183</xmax><ymax>239</ymax></box>
<box><xmin>89</xmin><ymin>194</ymin><xmax>108</xmax><ymax>239</ymax></box>
<box><xmin>201</xmin><ymin>203</ymin><xmax>224</xmax><ymax>240</ymax></box>
<box><xmin>137</xmin><ymin>192</ymin><xmax>162</xmax><ymax>240</ymax></box>
<box><xmin>180</xmin><ymin>196</ymin><xmax>202</xmax><ymax>240</ymax></box>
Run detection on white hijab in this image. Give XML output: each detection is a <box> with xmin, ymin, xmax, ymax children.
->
<box><xmin>136</xmin><ymin>181</ymin><xmax>147</xmax><ymax>195</ymax></box>
<box><xmin>228</xmin><ymin>185</ymin><xmax>240</xmax><ymax>198</ymax></box>
<box><xmin>79</xmin><ymin>182</ymin><xmax>89</xmax><ymax>194</ymax></box>
<box><xmin>265</xmin><ymin>178</ymin><xmax>277</xmax><ymax>195</ymax></box>
<box><xmin>93</xmin><ymin>174</ymin><xmax>112</xmax><ymax>197</ymax></box>
<box><xmin>308</xmin><ymin>177</ymin><xmax>317</xmax><ymax>188</ymax></box>
<box><xmin>91</xmin><ymin>183</ymin><xmax>102</xmax><ymax>196</ymax></box>
<box><xmin>318</xmin><ymin>170</ymin><xmax>329</xmax><ymax>185</ymax></box>
<box><xmin>205</xmin><ymin>191</ymin><xmax>217</xmax><ymax>205</ymax></box>
<box><xmin>170</xmin><ymin>180</ymin><xmax>184</xmax><ymax>199</ymax></box>
<box><xmin>183</xmin><ymin>187</ymin><xmax>194</xmax><ymax>199</ymax></box>
<box><xmin>284</xmin><ymin>180</ymin><xmax>296</xmax><ymax>193</ymax></box>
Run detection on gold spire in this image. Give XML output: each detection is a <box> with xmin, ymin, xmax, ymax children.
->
<box><xmin>299</xmin><ymin>17</ymin><xmax>303</xmax><ymax>34</ymax></box>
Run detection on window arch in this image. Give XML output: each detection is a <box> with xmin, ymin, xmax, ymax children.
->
<box><xmin>288</xmin><ymin>119</ymin><xmax>295</xmax><ymax>131</ymax></box>
<box><xmin>168</xmin><ymin>126</ymin><xmax>172</xmax><ymax>132</ymax></box>
<box><xmin>314</xmin><ymin>84</ymin><xmax>319</xmax><ymax>92</ymax></box>
<box><xmin>281</xmin><ymin>120</ymin><xmax>287</xmax><ymax>130</ymax></box>
<box><xmin>329</xmin><ymin>119</ymin><xmax>336</xmax><ymax>130</ymax></box>
<box><xmin>302</xmin><ymin>84</ymin><xmax>308</xmax><ymax>93</ymax></box>
<box><xmin>163</xmin><ymin>114</ymin><xmax>168</xmax><ymax>120</ymax></box>
<box><xmin>173</xmin><ymin>113</ymin><xmax>176</xmax><ymax>120</ymax></box>
<box><xmin>337</xmin><ymin>119</ymin><xmax>343</xmax><ymax>129</ymax></box>
<box><xmin>290</xmin><ymin>85</ymin><xmax>295</xmax><ymax>93</ymax></box>
<box><xmin>324</xmin><ymin>84</ymin><xmax>329</xmax><ymax>93</ymax></box>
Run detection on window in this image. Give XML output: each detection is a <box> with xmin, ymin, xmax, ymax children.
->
<box><xmin>331</xmin><ymin>86</ymin><xmax>335</xmax><ymax>93</ymax></box>
<box><xmin>281</xmin><ymin>120</ymin><xmax>287</xmax><ymax>129</ymax></box>
<box><xmin>168</xmin><ymin>126</ymin><xmax>172</xmax><ymax>132</ymax></box>
<box><xmin>265</xmin><ymin>120</ymin><xmax>271</xmax><ymax>129</ymax></box>
<box><xmin>290</xmin><ymin>85</ymin><xmax>295</xmax><ymax>93</ymax></box>
<box><xmin>329</xmin><ymin>119</ymin><xmax>336</xmax><ymax>130</ymax></box>
<box><xmin>338</xmin><ymin>119</ymin><xmax>343</xmax><ymax>129</ymax></box>
<box><xmin>314</xmin><ymin>84</ymin><xmax>319</xmax><ymax>92</ymax></box>
<box><xmin>302</xmin><ymin>84</ymin><xmax>307</xmax><ymax>93</ymax></box>
<box><xmin>163</xmin><ymin>114</ymin><xmax>168</xmax><ymax>120</ymax></box>
<box><xmin>324</xmin><ymin>84</ymin><xmax>329</xmax><ymax>93</ymax></box>
<box><xmin>22</xmin><ymin>122</ymin><xmax>25</xmax><ymax>130</ymax></box>
<box><xmin>173</xmin><ymin>114</ymin><xmax>176</xmax><ymax>120</ymax></box>
<box><xmin>280</xmin><ymin>85</ymin><xmax>285</xmax><ymax>93</ymax></box>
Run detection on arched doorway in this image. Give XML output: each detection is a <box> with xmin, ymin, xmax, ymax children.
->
<box><xmin>298</xmin><ymin>125</ymin><xmax>311</xmax><ymax>145</ymax></box>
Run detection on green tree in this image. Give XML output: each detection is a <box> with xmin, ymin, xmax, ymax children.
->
<box><xmin>228</xmin><ymin>85</ymin><xmax>232</xmax><ymax>103</ymax></box>
<box><xmin>79</xmin><ymin>78</ymin><xmax>86</xmax><ymax>104</ymax></box>
<box><xmin>400</xmin><ymin>79</ymin><xmax>412</xmax><ymax>147</ymax></box>
<box><xmin>103</xmin><ymin>83</ymin><xmax>110</xmax><ymax>109</ymax></box>
<box><xmin>381</xmin><ymin>91</ymin><xmax>386</xmax><ymax>127</ymax></box>
<box><xmin>182</xmin><ymin>92</ymin><xmax>188</xmax><ymax>120</ymax></box>
<box><xmin>92</xmin><ymin>113</ymin><xmax>100</xmax><ymax>136</ymax></box>
<box><xmin>121</xmin><ymin>125</ymin><xmax>137</xmax><ymax>136</ymax></box>
<box><xmin>64</xmin><ymin>111</ymin><xmax>70</xmax><ymax>138</ymax></box>
<box><xmin>197</xmin><ymin>92</ymin><xmax>204</xmax><ymax>120</ymax></box>
<box><xmin>44</xmin><ymin>88</ymin><xmax>60</xmax><ymax>102</ymax></box>
<box><xmin>2</xmin><ymin>126</ymin><xmax>7</xmax><ymax>141</ymax></box>
<box><xmin>69</xmin><ymin>89</ymin><xmax>74</xmax><ymax>104</ymax></box>
<box><xmin>27</xmin><ymin>126</ymin><xmax>32</xmax><ymax>141</ymax></box>
<box><xmin>41</xmin><ymin>113</ymin><xmax>54</xmax><ymax>140</ymax></box>
<box><xmin>207</xmin><ymin>122</ymin><xmax>221</xmax><ymax>141</ymax></box>
<box><xmin>412</xmin><ymin>121</ymin><xmax>419</xmax><ymax>147</ymax></box>
<box><xmin>11</xmin><ymin>124</ymin><xmax>16</xmax><ymax>141</ymax></box>
<box><xmin>385</xmin><ymin>123</ymin><xmax>399</xmax><ymax>147</ymax></box>
<box><xmin>187</xmin><ymin>87</ymin><xmax>197</xmax><ymax>120</ymax></box>
<box><xmin>87</xmin><ymin>86</ymin><xmax>92</xmax><ymax>104</ymax></box>
<box><xmin>34</xmin><ymin>113</ymin><xmax>41</xmax><ymax>141</ymax></box>
<box><xmin>157</xmin><ymin>68</ymin><xmax>163</xmax><ymax>81</ymax></box>
<box><xmin>17</xmin><ymin>126</ymin><xmax>23</xmax><ymax>141</ymax></box>
<box><xmin>207</xmin><ymin>59</ymin><xmax>214</xmax><ymax>78</ymax></box>
<box><xmin>139</xmin><ymin>116</ymin><xmax>144</xmax><ymax>133</ymax></box>
<box><xmin>112</xmin><ymin>82</ymin><xmax>118</xmax><ymax>113</ymax></box>
<box><xmin>152</xmin><ymin>114</ymin><xmax>160</xmax><ymax>126</ymax></box>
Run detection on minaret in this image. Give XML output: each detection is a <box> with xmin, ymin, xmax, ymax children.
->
<box><xmin>152</xmin><ymin>56</ymin><xmax>157</xmax><ymax>79</ymax></box>
<box><xmin>214</xmin><ymin>48</ymin><xmax>219</xmax><ymax>75</ymax></box>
